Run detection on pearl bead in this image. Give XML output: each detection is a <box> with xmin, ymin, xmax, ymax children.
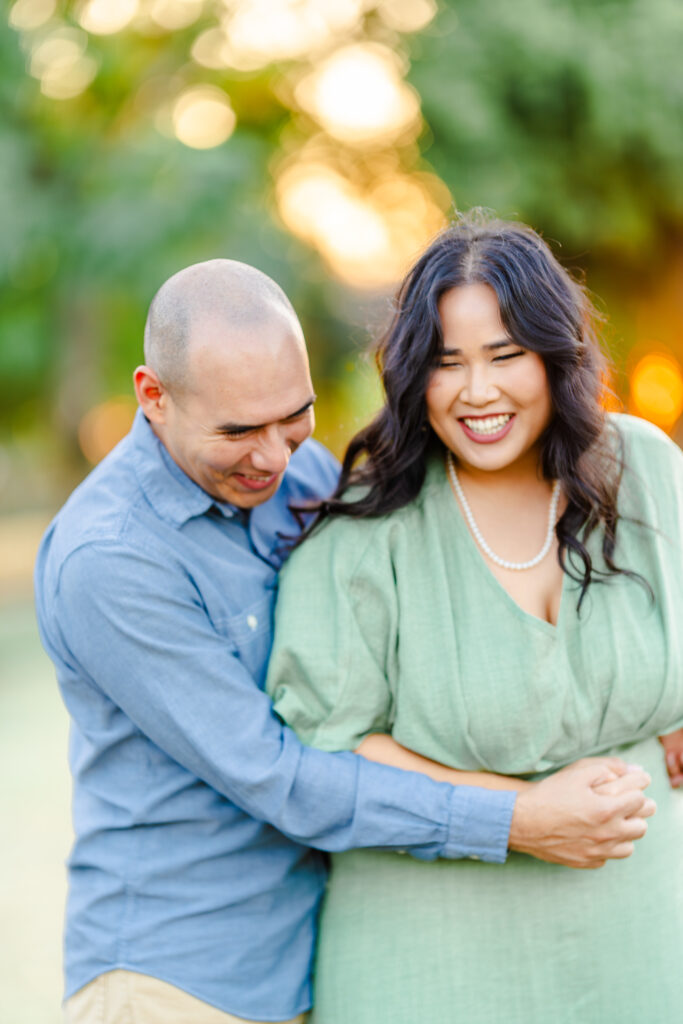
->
<box><xmin>446</xmin><ymin>453</ymin><xmax>561</xmax><ymax>572</ymax></box>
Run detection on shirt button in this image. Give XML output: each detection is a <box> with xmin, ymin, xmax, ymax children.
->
<box><xmin>247</xmin><ymin>615</ymin><xmax>258</xmax><ymax>631</ymax></box>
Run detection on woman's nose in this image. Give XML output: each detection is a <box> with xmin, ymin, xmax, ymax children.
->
<box><xmin>462</xmin><ymin>365</ymin><xmax>498</xmax><ymax>405</ymax></box>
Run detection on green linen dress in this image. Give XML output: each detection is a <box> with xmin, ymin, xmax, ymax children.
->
<box><xmin>266</xmin><ymin>414</ymin><xmax>683</xmax><ymax>1024</ymax></box>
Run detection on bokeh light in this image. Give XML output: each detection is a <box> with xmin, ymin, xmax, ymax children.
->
<box><xmin>150</xmin><ymin>0</ymin><xmax>204</xmax><ymax>31</ymax></box>
<box><xmin>630</xmin><ymin>352</ymin><xmax>683</xmax><ymax>430</ymax></box>
<box><xmin>295</xmin><ymin>42</ymin><xmax>421</xmax><ymax>145</ymax></box>
<box><xmin>276</xmin><ymin>158</ymin><xmax>447</xmax><ymax>287</ymax></box>
<box><xmin>172</xmin><ymin>85</ymin><xmax>236</xmax><ymax>149</ymax></box>
<box><xmin>377</xmin><ymin>0</ymin><xmax>437</xmax><ymax>33</ymax></box>
<box><xmin>194</xmin><ymin>0</ymin><xmax>367</xmax><ymax>71</ymax></box>
<box><xmin>9</xmin><ymin>0</ymin><xmax>57</xmax><ymax>31</ymax></box>
<box><xmin>29</xmin><ymin>28</ymin><xmax>98</xmax><ymax>99</ymax></box>
<box><xmin>77</xmin><ymin>0</ymin><xmax>140</xmax><ymax>35</ymax></box>
<box><xmin>78</xmin><ymin>396</ymin><xmax>138</xmax><ymax>465</ymax></box>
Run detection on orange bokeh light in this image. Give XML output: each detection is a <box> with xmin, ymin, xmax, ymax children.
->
<box><xmin>78</xmin><ymin>396</ymin><xmax>137</xmax><ymax>464</ymax></box>
<box><xmin>629</xmin><ymin>352</ymin><xmax>683</xmax><ymax>431</ymax></box>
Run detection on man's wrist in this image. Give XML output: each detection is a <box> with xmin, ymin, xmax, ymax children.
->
<box><xmin>444</xmin><ymin>785</ymin><xmax>517</xmax><ymax>863</ymax></box>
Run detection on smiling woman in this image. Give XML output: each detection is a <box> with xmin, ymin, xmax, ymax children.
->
<box><xmin>266</xmin><ymin>211</ymin><xmax>683</xmax><ymax>1024</ymax></box>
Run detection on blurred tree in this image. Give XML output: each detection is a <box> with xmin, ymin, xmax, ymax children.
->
<box><xmin>1</xmin><ymin>0</ymin><xmax>682</xmax><ymax>502</ymax></box>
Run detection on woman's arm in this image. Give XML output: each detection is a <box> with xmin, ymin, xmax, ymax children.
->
<box><xmin>356</xmin><ymin>734</ymin><xmax>530</xmax><ymax>792</ymax></box>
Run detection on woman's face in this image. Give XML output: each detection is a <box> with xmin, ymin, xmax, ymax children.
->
<box><xmin>425</xmin><ymin>283</ymin><xmax>553</xmax><ymax>475</ymax></box>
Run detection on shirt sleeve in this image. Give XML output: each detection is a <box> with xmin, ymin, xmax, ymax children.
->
<box><xmin>267</xmin><ymin>519</ymin><xmax>397</xmax><ymax>750</ymax></box>
<box><xmin>54</xmin><ymin>538</ymin><xmax>513</xmax><ymax>863</ymax></box>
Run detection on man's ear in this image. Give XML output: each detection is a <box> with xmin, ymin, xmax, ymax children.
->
<box><xmin>134</xmin><ymin>365</ymin><xmax>168</xmax><ymax>425</ymax></box>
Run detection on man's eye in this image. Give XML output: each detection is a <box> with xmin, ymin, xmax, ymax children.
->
<box><xmin>221</xmin><ymin>430</ymin><xmax>251</xmax><ymax>440</ymax></box>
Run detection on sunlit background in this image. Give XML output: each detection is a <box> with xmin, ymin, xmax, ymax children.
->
<box><xmin>2</xmin><ymin>0</ymin><xmax>683</xmax><ymax>1020</ymax></box>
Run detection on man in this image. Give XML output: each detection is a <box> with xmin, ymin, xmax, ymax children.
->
<box><xmin>35</xmin><ymin>260</ymin><xmax>653</xmax><ymax>1024</ymax></box>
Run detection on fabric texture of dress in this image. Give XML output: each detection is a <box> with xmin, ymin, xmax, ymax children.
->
<box><xmin>266</xmin><ymin>414</ymin><xmax>683</xmax><ymax>1024</ymax></box>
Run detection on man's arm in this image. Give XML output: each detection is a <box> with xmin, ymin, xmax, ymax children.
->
<box><xmin>357</xmin><ymin>734</ymin><xmax>654</xmax><ymax>869</ymax></box>
<box><xmin>47</xmin><ymin>541</ymin><xmax>514</xmax><ymax>863</ymax></box>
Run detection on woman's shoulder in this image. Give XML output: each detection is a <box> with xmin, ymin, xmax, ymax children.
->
<box><xmin>608</xmin><ymin>411</ymin><xmax>681</xmax><ymax>462</ymax></box>
<box><xmin>608</xmin><ymin>413</ymin><xmax>683</xmax><ymax>526</ymax></box>
<box><xmin>281</xmin><ymin>483</ymin><xmax>429</xmax><ymax>583</ymax></box>
<box><xmin>607</xmin><ymin>414</ymin><xmax>683</xmax><ymax>492</ymax></box>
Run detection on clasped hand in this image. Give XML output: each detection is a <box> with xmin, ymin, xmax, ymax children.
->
<box><xmin>509</xmin><ymin>758</ymin><xmax>656</xmax><ymax>869</ymax></box>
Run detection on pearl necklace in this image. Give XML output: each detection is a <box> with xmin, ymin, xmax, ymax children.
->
<box><xmin>446</xmin><ymin>452</ymin><xmax>561</xmax><ymax>572</ymax></box>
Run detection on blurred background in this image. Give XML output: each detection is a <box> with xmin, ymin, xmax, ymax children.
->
<box><xmin>2</xmin><ymin>0</ymin><xmax>682</xmax><ymax>1020</ymax></box>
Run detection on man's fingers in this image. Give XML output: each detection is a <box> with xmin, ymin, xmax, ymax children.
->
<box><xmin>605</xmin><ymin>840</ymin><xmax>635</xmax><ymax>860</ymax></box>
<box><xmin>594</xmin><ymin>769</ymin><xmax>651</xmax><ymax>798</ymax></box>
<box><xmin>603</xmin><ymin>787</ymin><xmax>653</xmax><ymax>823</ymax></box>
<box><xmin>617</xmin><ymin>816</ymin><xmax>648</xmax><ymax>841</ymax></box>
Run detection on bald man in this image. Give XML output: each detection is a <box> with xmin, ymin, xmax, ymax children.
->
<box><xmin>35</xmin><ymin>261</ymin><xmax>654</xmax><ymax>1024</ymax></box>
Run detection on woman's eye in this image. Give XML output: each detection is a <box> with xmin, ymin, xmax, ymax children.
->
<box><xmin>439</xmin><ymin>359</ymin><xmax>463</xmax><ymax>369</ymax></box>
<box><xmin>493</xmin><ymin>350</ymin><xmax>525</xmax><ymax>363</ymax></box>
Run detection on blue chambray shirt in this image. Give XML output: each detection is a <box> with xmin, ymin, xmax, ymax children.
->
<box><xmin>34</xmin><ymin>410</ymin><xmax>515</xmax><ymax>1020</ymax></box>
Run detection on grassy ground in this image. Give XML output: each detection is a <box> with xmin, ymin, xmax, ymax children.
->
<box><xmin>0</xmin><ymin>599</ymin><xmax>71</xmax><ymax>1024</ymax></box>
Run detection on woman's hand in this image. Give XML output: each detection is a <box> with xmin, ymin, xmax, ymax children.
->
<box><xmin>658</xmin><ymin>729</ymin><xmax>683</xmax><ymax>788</ymax></box>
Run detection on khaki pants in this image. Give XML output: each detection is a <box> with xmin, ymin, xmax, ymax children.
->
<box><xmin>64</xmin><ymin>969</ymin><xmax>306</xmax><ymax>1024</ymax></box>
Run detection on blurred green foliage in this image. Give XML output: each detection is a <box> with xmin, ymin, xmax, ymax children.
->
<box><xmin>1</xmin><ymin>0</ymin><xmax>682</xmax><ymax>505</ymax></box>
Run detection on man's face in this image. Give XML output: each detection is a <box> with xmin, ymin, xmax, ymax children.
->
<box><xmin>156</xmin><ymin>314</ymin><xmax>316</xmax><ymax>509</ymax></box>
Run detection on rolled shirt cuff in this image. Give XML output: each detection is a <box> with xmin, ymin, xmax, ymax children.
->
<box><xmin>443</xmin><ymin>785</ymin><xmax>516</xmax><ymax>863</ymax></box>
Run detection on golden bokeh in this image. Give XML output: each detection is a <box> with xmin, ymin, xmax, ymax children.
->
<box><xmin>78</xmin><ymin>396</ymin><xmax>138</xmax><ymax>465</ymax></box>
<box><xmin>29</xmin><ymin>28</ymin><xmax>98</xmax><ymax>100</ymax></box>
<box><xmin>630</xmin><ymin>352</ymin><xmax>683</xmax><ymax>431</ymax></box>
<box><xmin>196</xmin><ymin>0</ymin><xmax>367</xmax><ymax>71</ymax></box>
<box><xmin>377</xmin><ymin>0</ymin><xmax>437</xmax><ymax>33</ymax></box>
<box><xmin>172</xmin><ymin>85</ymin><xmax>237</xmax><ymax>149</ymax></box>
<box><xmin>276</xmin><ymin>158</ymin><xmax>448</xmax><ymax>288</ymax></box>
<box><xmin>149</xmin><ymin>0</ymin><xmax>204</xmax><ymax>31</ymax></box>
<box><xmin>8</xmin><ymin>0</ymin><xmax>57</xmax><ymax>31</ymax></box>
<box><xmin>295</xmin><ymin>42</ymin><xmax>421</xmax><ymax>146</ymax></box>
<box><xmin>77</xmin><ymin>0</ymin><xmax>140</xmax><ymax>35</ymax></box>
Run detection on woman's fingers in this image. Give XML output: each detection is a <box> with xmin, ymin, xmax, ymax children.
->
<box><xmin>658</xmin><ymin>729</ymin><xmax>683</xmax><ymax>788</ymax></box>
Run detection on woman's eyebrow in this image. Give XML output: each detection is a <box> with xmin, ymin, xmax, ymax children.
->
<box><xmin>216</xmin><ymin>396</ymin><xmax>316</xmax><ymax>434</ymax></box>
<box><xmin>442</xmin><ymin>339</ymin><xmax>516</xmax><ymax>355</ymax></box>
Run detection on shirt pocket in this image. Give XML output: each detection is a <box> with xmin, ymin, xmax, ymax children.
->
<box><xmin>213</xmin><ymin>590</ymin><xmax>276</xmax><ymax>690</ymax></box>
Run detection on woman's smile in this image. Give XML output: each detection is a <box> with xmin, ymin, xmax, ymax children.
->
<box><xmin>459</xmin><ymin>413</ymin><xmax>515</xmax><ymax>442</ymax></box>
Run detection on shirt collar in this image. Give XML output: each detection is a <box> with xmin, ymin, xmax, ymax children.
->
<box><xmin>130</xmin><ymin>410</ymin><xmax>240</xmax><ymax>528</ymax></box>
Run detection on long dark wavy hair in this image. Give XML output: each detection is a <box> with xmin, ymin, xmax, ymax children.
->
<box><xmin>308</xmin><ymin>211</ymin><xmax>648</xmax><ymax>608</ymax></box>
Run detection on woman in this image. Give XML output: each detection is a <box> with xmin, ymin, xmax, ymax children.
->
<box><xmin>265</xmin><ymin>213</ymin><xmax>683</xmax><ymax>1023</ymax></box>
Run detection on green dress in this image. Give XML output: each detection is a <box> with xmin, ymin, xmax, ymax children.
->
<box><xmin>266</xmin><ymin>414</ymin><xmax>683</xmax><ymax>1024</ymax></box>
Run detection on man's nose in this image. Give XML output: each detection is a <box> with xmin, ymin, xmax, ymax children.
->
<box><xmin>250</xmin><ymin>427</ymin><xmax>291</xmax><ymax>474</ymax></box>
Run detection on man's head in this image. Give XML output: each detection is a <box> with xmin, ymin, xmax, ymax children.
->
<box><xmin>134</xmin><ymin>260</ymin><xmax>315</xmax><ymax>509</ymax></box>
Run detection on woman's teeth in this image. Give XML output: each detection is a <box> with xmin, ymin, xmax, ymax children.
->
<box><xmin>463</xmin><ymin>414</ymin><xmax>513</xmax><ymax>435</ymax></box>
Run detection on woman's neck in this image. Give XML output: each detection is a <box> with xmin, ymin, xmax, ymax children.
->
<box><xmin>453</xmin><ymin>447</ymin><xmax>550</xmax><ymax>496</ymax></box>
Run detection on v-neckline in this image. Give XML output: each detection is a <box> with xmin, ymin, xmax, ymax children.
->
<box><xmin>437</xmin><ymin>460</ymin><xmax>569</xmax><ymax>636</ymax></box>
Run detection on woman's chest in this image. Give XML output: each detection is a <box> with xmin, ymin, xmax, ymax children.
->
<box><xmin>388</xmin><ymin>531</ymin><xmax>683</xmax><ymax>774</ymax></box>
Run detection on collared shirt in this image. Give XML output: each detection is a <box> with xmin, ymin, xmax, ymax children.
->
<box><xmin>34</xmin><ymin>410</ymin><xmax>515</xmax><ymax>1020</ymax></box>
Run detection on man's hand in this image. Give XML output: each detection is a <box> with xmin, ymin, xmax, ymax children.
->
<box><xmin>658</xmin><ymin>729</ymin><xmax>683</xmax><ymax>788</ymax></box>
<box><xmin>509</xmin><ymin>758</ymin><xmax>655</xmax><ymax>869</ymax></box>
